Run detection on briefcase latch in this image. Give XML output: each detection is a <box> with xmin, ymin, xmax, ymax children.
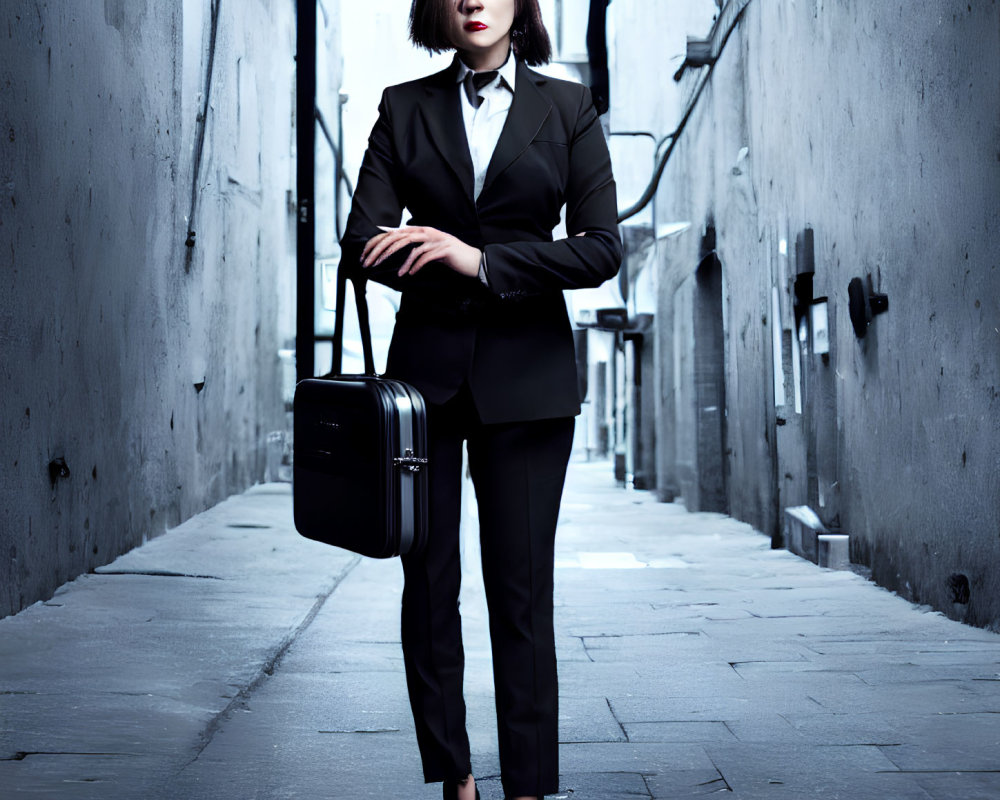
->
<box><xmin>394</xmin><ymin>448</ymin><xmax>428</xmax><ymax>473</ymax></box>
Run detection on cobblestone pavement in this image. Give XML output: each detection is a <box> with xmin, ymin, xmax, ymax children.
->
<box><xmin>2</xmin><ymin>460</ymin><xmax>999</xmax><ymax>799</ymax></box>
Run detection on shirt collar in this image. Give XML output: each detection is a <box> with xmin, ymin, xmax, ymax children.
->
<box><xmin>455</xmin><ymin>49</ymin><xmax>516</xmax><ymax>94</ymax></box>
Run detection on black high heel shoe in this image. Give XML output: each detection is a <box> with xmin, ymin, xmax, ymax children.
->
<box><xmin>442</xmin><ymin>778</ymin><xmax>480</xmax><ymax>800</ymax></box>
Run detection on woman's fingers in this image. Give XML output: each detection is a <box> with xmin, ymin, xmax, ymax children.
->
<box><xmin>361</xmin><ymin>232</ymin><xmax>389</xmax><ymax>262</ymax></box>
<box><xmin>374</xmin><ymin>233</ymin><xmax>418</xmax><ymax>266</ymax></box>
<box><xmin>364</xmin><ymin>226</ymin><xmax>432</xmax><ymax>267</ymax></box>
<box><xmin>398</xmin><ymin>241</ymin><xmax>445</xmax><ymax>276</ymax></box>
<box><xmin>397</xmin><ymin>241</ymin><xmax>432</xmax><ymax>276</ymax></box>
<box><xmin>364</xmin><ymin>231</ymin><xmax>406</xmax><ymax>265</ymax></box>
<box><xmin>364</xmin><ymin>230</ymin><xmax>409</xmax><ymax>266</ymax></box>
<box><xmin>362</xmin><ymin>226</ymin><xmax>475</xmax><ymax>276</ymax></box>
<box><xmin>402</xmin><ymin>243</ymin><xmax>448</xmax><ymax>276</ymax></box>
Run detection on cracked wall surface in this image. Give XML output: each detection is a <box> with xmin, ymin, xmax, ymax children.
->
<box><xmin>0</xmin><ymin>1</ymin><xmax>339</xmax><ymax>617</ymax></box>
<box><xmin>611</xmin><ymin>1</ymin><xmax>1000</xmax><ymax>628</ymax></box>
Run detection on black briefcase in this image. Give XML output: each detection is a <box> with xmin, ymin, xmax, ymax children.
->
<box><xmin>292</xmin><ymin>269</ymin><xmax>428</xmax><ymax>558</ymax></box>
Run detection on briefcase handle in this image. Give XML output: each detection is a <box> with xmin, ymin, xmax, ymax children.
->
<box><xmin>330</xmin><ymin>260</ymin><xmax>376</xmax><ymax>377</ymax></box>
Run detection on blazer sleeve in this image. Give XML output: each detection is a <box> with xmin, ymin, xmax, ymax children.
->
<box><xmin>481</xmin><ymin>85</ymin><xmax>623</xmax><ymax>295</ymax></box>
<box><xmin>340</xmin><ymin>89</ymin><xmax>474</xmax><ymax>293</ymax></box>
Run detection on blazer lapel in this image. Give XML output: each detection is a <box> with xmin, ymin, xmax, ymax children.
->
<box><xmin>418</xmin><ymin>59</ymin><xmax>475</xmax><ymax>199</ymax></box>
<box><xmin>480</xmin><ymin>61</ymin><xmax>553</xmax><ymax>198</ymax></box>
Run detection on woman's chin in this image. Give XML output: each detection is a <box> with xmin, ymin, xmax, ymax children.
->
<box><xmin>454</xmin><ymin>33</ymin><xmax>509</xmax><ymax>54</ymax></box>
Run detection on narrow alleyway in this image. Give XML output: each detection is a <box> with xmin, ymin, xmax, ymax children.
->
<box><xmin>2</xmin><ymin>462</ymin><xmax>998</xmax><ymax>799</ymax></box>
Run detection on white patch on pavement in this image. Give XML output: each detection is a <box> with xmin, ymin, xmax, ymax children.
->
<box><xmin>554</xmin><ymin>552</ymin><xmax>691</xmax><ymax>569</ymax></box>
<box><xmin>645</xmin><ymin>557</ymin><xmax>691</xmax><ymax>569</ymax></box>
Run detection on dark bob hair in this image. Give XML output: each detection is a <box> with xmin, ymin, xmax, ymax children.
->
<box><xmin>409</xmin><ymin>0</ymin><xmax>552</xmax><ymax>66</ymax></box>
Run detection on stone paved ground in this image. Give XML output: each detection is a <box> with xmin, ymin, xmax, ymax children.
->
<box><xmin>2</xmin><ymin>460</ymin><xmax>999</xmax><ymax>799</ymax></box>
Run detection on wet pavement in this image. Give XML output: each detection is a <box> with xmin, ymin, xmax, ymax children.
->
<box><xmin>2</xmin><ymin>460</ymin><xmax>999</xmax><ymax>799</ymax></box>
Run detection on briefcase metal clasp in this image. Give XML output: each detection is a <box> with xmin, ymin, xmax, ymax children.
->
<box><xmin>394</xmin><ymin>448</ymin><xmax>428</xmax><ymax>473</ymax></box>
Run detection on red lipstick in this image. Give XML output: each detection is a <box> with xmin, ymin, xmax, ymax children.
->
<box><xmin>464</xmin><ymin>21</ymin><xmax>488</xmax><ymax>31</ymax></box>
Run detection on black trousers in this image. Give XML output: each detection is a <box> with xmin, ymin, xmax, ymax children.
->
<box><xmin>400</xmin><ymin>383</ymin><xmax>574</xmax><ymax>798</ymax></box>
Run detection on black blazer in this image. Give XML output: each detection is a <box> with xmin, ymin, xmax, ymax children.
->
<box><xmin>341</xmin><ymin>57</ymin><xmax>622</xmax><ymax>424</ymax></box>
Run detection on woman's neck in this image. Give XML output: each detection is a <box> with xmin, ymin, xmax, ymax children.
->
<box><xmin>458</xmin><ymin>38</ymin><xmax>512</xmax><ymax>72</ymax></box>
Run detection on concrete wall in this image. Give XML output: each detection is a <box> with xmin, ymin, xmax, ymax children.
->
<box><xmin>614</xmin><ymin>1</ymin><xmax>1000</xmax><ymax>629</ymax></box>
<box><xmin>607</xmin><ymin>0</ymin><xmax>722</xmax><ymax>500</ymax></box>
<box><xmin>0</xmin><ymin>0</ymin><xmax>322</xmax><ymax>617</ymax></box>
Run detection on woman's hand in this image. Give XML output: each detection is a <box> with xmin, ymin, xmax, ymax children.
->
<box><xmin>361</xmin><ymin>225</ymin><xmax>481</xmax><ymax>279</ymax></box>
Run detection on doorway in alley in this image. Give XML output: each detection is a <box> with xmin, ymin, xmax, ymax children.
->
<box><xmin>694</xmin><ymin>230</ymin><xmax>728</xmax><ymax>513</ymax></box>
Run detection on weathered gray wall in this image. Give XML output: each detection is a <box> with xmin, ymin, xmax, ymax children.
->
<box><xmin>617</xmin><ymin>1</ymin><xmax>1000</xmax><ymax>628</ymax></box>
<box><xmin>655</xmin><ymin>15</ymin><xmax>780</xmax><ymax>536</ymax></box>
<box><xmin>0</xmin><ymin>0</ymin><xmax>317</xmax><ymax>617</ymax></box>
<box><xmin>608</xmin><ymin>0</ymin><xmax>724</xmax><ymax>503</ymax></box>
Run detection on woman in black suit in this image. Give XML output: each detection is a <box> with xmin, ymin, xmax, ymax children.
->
<box><xmin>341</xmin><ymin>1</ymin><xmax>621</xmax><ymax>797</ymax></box>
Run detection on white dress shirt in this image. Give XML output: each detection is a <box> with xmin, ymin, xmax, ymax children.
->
<box><xmin>455</xmin><ymin>53</ymin><xmax>516</xmax><ymax>285</ymax></box>
<box><xmin>455</xmin><ymin>53</ymin><xmax>517</xmax><ymax>201</ymax></box>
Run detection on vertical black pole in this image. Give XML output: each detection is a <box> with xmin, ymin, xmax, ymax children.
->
<box><xmin>586</xmin><ymin>0</ymin><xmax>610</xmax><ymax>115</ymax></box>
<box><xmin>296</xmin><ymin>0</ymin><xmax>317</xmax><ymax>384</ymax></box>
<box><xmin>335</xmin><ymin>92</ymin><xmax>344</xmax><ymax>240</ymax></box>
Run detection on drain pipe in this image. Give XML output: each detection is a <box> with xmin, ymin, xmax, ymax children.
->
<box><xmin>587</xmin><ymin>0</ymin><xmax>611</xmax><ymax>115</ymax></box>
<box><xmin>184</xmin><ymin>0</ymin><xmax>222</xmax><ymax>267</ymax></box>
<box><xmin>617</xmin><ymin>0</ymin><xmax>753</xmax><ymax>223</ymax></box>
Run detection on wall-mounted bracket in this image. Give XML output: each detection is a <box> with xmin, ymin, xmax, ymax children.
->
<box><xmin>848</xmin><ymin>276</ymin><xmax>889</xmax><ymax>339</ymax></box>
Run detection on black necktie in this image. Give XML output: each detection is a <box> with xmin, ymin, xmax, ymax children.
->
<box><xmin>463</xmin><ymin>70</ymin><xmax>498</xmax><ymax>109</ymax></box>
